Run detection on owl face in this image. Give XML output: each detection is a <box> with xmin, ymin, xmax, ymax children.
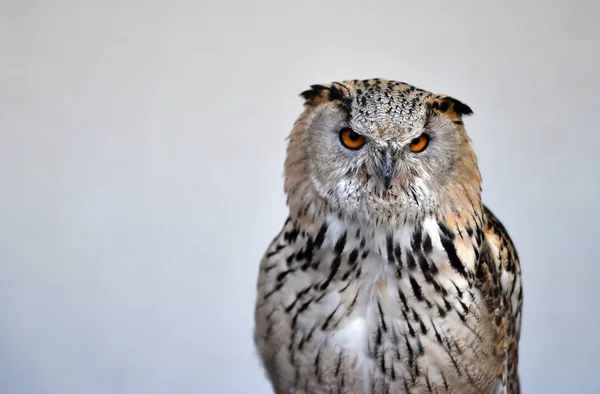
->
<box><xmin>285</xmin><ymin>79</ymin><xmax>480</xmax><ymax>226</ymax></box>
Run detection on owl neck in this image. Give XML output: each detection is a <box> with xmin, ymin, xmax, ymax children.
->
<box><xmin>288</xmin><ymin>180</ymin><xmax>483</xmax><ymax>238</ymax></box>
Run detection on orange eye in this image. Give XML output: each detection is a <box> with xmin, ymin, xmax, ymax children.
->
<box><xmin>409</xmin><ymin>134</ymin><xmax>430</xmax><ymax>153</ymax></box>
<box><xmin>339</xmin><ymin>128</ymin><xmax>366</xmax><ymax>150</ymax></box>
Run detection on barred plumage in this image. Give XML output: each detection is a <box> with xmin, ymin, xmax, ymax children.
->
<box><xmin>254</xmin><ymin>79</ymin><xmax>522</xmax><ymax>394</ymax></box>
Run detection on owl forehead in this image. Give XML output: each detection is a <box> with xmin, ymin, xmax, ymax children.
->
<box><xmin>343</xmin><ymin>79</ymin><xmax>433</xmax><ymax>138</ymax></box>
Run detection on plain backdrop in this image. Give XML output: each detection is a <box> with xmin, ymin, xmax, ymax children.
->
<box><xmin>1</xmin><ymin>1</ymin><xmax>599</xmax><ymax>393</ymax></box>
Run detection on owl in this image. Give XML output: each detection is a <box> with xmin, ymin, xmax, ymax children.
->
<box><xmin>253</xmin><ymin>79</ymin><xmax>522</xmax><ymax>394</ymax></box>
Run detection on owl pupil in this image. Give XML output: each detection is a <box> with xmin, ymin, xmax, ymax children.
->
<box><xmin>349</xmin><ymin>131</ymin><xmax>359</xmax><ymax>141</ymax></box>
<box><xmin>411</xmin><ymin>137</ymin><xmax>420</xmax><ymax>145</ymax></box>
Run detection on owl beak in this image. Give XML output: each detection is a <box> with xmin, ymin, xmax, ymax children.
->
<box><xmin>375</xmin><ymin>149</ymin><xmax>396</xmax><ymax>191</ymax></box>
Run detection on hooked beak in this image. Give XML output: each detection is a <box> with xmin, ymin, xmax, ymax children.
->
<box><xmin>374</xmin><ymin>148</ymin><xmax>396</xmax><ymax>191</ymax></box>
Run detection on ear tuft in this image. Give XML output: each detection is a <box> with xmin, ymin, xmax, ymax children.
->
<box><xmin>430</xmin><ymin>96</ymin><xmax>474</xmax><ymax>118</ymax></box>
<box><xmin>299</xmin><ymin>84</ymin><xmax>329</xmax><ymax>104</ymax></box>
<box><xmin>447</xmin><ymin>97</ymin><xmax>473</xmax><ymax>116</ymax></box>
<box><xmin>299</xmin><ymin>83</ymin><xmax>352</xmax><ymax>110</ymax></box>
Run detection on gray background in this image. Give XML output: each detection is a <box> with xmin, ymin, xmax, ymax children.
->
<box><xmin>1</xmin><ymin>0</ymin><xmax>598</xmax><ymax>393</ymax></box>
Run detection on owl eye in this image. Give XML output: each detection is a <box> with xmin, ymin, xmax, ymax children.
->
<box><xmin>409</xmin><ymin>134</ymin><xmax>430</xmax><ymax>153</ymax></box>
<box><xmin>339</xmin><ymin>128</ymin><xmax>366</xmax><ymax>150</ymax></box>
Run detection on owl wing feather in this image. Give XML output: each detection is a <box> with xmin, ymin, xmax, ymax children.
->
<box><xmin>477</xmin><ymin>205</ymin><xmax>523</xmax><ymax>394</ymax></box>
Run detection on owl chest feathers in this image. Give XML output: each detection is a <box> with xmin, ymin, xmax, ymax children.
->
<box><xmin>256</xmin><ymin>214</ymin><xmax>501</xmax><ymax>393</ymax></box>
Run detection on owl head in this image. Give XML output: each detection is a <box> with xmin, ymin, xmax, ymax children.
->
<box><xmin>284</xmin><ymin>79</ymin><xmax>482</xmax><ymax>228</ymax></box>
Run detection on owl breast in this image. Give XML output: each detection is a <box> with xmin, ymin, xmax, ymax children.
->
<box><xmin>254</xmin><ymin>216</ymin><xmax>502</xmax><ymax>394</ymax></box>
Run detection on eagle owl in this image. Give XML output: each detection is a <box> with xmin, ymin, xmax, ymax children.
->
<box><xmin>254</xmin><ymin>79</ymin><xmax>522</xmax><ymax>394</ymax></box>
